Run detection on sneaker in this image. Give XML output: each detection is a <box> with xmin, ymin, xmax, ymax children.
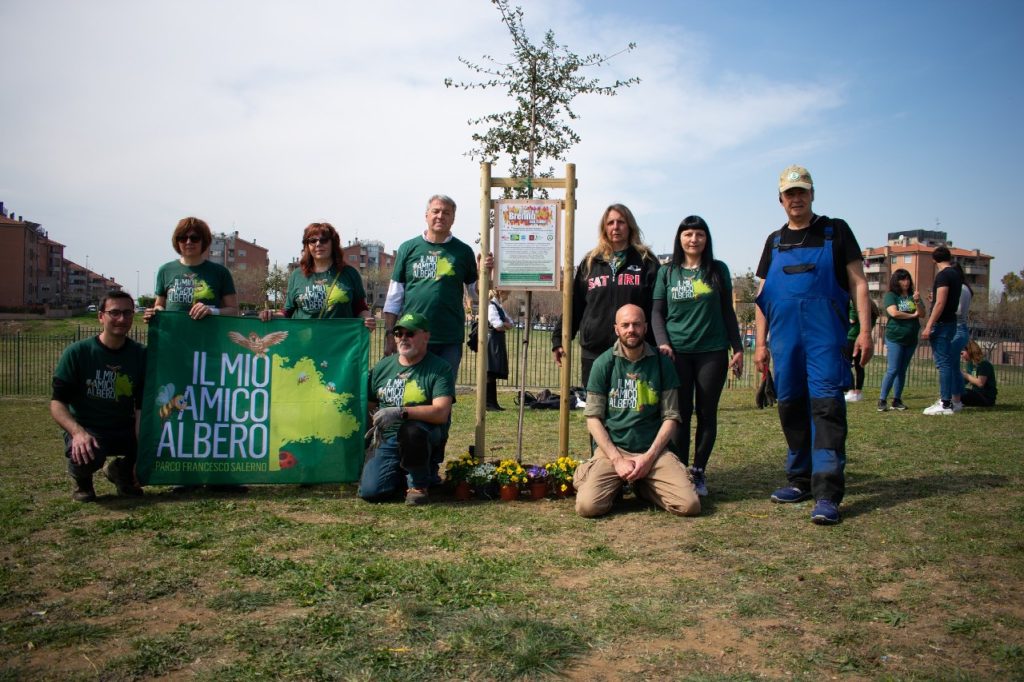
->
<box><xmin>811</xmin><ymin>499</ymin><xmax>841</xmax><ymax>525</ymax></box>
<box><xmin>924</xmin><ymin>401</ymin><xmax>954</xmax><ymax>416</ymax></box>
<box><xmin>72</xmin><ymin>478</ymin><xmax>97</xmax><ymax>502</ymax></box>
<box><xmin>770</xmin><ymin>486</ymin><xmax>812</xmax><ymax>503</ymax></box>
<box><xmin>891</xmin><ymin>399</ymin><xmax>908</xmax><ymax>411</ymax></box>
<box><xmin>689</xmin><ymin>467</ymin><xmax>708</xmax><ymax>497</ymax></box>
<box><xmin>844</xmin><ymin>391</ymin><xmax>863</xmax><ymax>403</ymax></box>
<box><xmin>102</xmin><ymin>459</ymin><xmax>144</xmax><ymax>497</ymax></box>
<box><xmin>877</xmin><ymin>399</ymin><xmax>889</xmax><ymax>412</ymax></box>
<box><xmin>951</xmin><ymin>401</ymin><xmax>964</xmax><ymax>413</ymax></box>
<box><xmin>405</xmin><ymin>487</ymin><xmax>429</xmax><ymax>506</ymax></box>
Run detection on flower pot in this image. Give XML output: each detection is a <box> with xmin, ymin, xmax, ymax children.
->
<box><xmin>529</xmin><ymin>481</ymin><xmax>549</xmax><ymax>500</ymax></box>
<box><xmin>453</xmin><ymin>481</ymin><xmax>472</xmax><ymax>501</ymax></box>
<box><xmin>474</xmin><ymin>481</ymin><xmax>499</xmax><ymax>500</ymax></box>
<box><xmin>553</xmin><ymin>481</ymin><xmax>575</xmax><ymax>498</ymax></box>
<box><xmin>499</xmin><ymin>484</ymin><xmax>520</xmax><ymax>501</ymax></box>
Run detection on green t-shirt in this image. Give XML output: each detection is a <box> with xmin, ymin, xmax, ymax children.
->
<box><xmin>286</xmin><ymin>266</ymin><xmax>366</xmax><ymax>319</ymax></box>
<box><xmin>155</xmin><ymin>260</ymin><xmax>236</xmax><ymax>311</ymax></box>
<box><xmin>883</xmin><ymin>292</ymin><xmax>921</xmax><ymax>346</ymax></box>
<box><xmin>369</xmin><ymin>352</ymin><xmax>455</xmax><ymax>439</ymax></box>
<box><xmin>52</xmin><ymin>336</ymin><xmax>146</xmax><ymax>430</ymax></box>
<box><xmin>392</xmin><ymin>235</ymin><xmax>477</xmax><ymax>344</ymax></box>
<box><xmin>586</xmin><ymin>343</ymin><xmax>679</xmax><ymax>453</ymax></box>
<box><xmin>847</xmin><ymin>300</ymin><xmax>861</xmax><ymax>341</ymax></box>
<box><xmin>653</xmin><ymin>261</ymin><xmax>731</xmax><ymax>353</ymax></box>
<box><xmin>965</xmin><ymin>360</ymin><xmax>997</xmax><ymax>403</ymax></box>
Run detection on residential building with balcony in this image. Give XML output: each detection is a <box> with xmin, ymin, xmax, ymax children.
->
<box><xmin>862</xmin><ymin>230</ymin><xmax>992</xmax><ymax>307</ymax></box>
<box><xmin>208</xmin><ymin>231</ymin><xmax>270</xmax><ymax>305</ymax></box>
<box><xmin>0</xmin><ymin>210</ymin><xmax>41</xmax><ymax>307</ymax></box>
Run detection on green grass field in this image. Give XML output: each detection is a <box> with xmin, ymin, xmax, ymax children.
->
<box><xmin>2</xmin><ymin>386</ymin><xmax>1022</xmax><ymax>680</ymax></box>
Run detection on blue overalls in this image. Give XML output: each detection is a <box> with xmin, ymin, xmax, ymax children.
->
<box><xmin>756</xmin><ymin>224</ymin><xmax>850</xmax><ymax>503</ymax></box>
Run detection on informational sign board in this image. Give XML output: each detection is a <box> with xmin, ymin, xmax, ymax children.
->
<box><xmin>137</xmin><ymin>313</ymin><xmax>368</xmax><ymax>485</ymax></box>
<box><xmin>493</xmin><ymin>199</ymin><xmax>561</xmax><ymax>290</ymax></box>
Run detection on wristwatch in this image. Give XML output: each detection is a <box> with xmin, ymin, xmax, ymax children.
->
<box><xmin>401</xmin><ymin>409</ymin><xmax>409</xmax><ymax>420</ymax></box>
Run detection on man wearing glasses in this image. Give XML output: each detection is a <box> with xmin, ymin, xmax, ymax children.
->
<box><xmin>51</xmin><ymin>291</ymin><xmax>147</xmax><ymax>501</ymax></box>
<box><xmin>358</xmin><ymin>313</ymin><xmax>454</xmax><ymax>506</ymax></box>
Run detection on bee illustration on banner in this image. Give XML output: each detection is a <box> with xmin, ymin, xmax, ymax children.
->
<box><xmin>156</xmin><ymin>383</ymin><xmax>188</xmax><ymax>419</ymax></box>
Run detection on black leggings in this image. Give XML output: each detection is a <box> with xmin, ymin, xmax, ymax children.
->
<box><xmin>671</xmin><ymin>349</ymin><xmax>729</xmax><ymax>469</ymax></box>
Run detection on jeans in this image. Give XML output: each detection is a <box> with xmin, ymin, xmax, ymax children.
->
<box><xmin>358</xmin><ymin>421</ymin><xmax>445</xmax><ymax>500</ymax></box>
<box><xmin>880</xmin><ymin>339</ymin><xmax>917</xmax><ymax>401</ymax></box>
<box><xmin>949</xmin><ymin>323</ymin><xmax>969</xmax><ymax>398</ymax></box>
<box><xmin>428</xmin><ymin>342</ymin><xmax>463</xmax><ymax>379</ymax></box>
<box><xmin>930</xmin><ymin>321</ymin><xmax>957</xmax><ymax>401</ymax></box>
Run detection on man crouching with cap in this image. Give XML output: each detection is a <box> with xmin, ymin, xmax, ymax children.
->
<box><xmin>358</xmin><ymin>312</ymin><xmax>455</xmax><ymax>505</ymax></box>
<box><xmin>753</xmin><ymin>165</ymin><xmax>872</xmax><ymax>525</ymax></box>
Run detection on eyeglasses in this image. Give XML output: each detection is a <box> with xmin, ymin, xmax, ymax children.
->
<box><xmin>176</xmin><ymin>234</ymin><xmax>202</xmax><ymax>244</ymax></box>
<box><xmin>392</xmin><ymin>329</ymin><xmax>418</xmax><ymax>339</ymax></box>
<box><xmin>102</xmin><ymin>309</ymin><xmax>135</xmax><ymax>319</ymax></box>
<box><xmin>305</xmin><ymin>236</ymin><xmax>331</xmax><ymax>245</ymax></box>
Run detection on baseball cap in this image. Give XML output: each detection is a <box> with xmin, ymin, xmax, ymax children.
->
<box><xmin>395</xmin><ymin>312</ymin><xmax>430</xmax><ymax>332</ymax></box>
<box><xmin>779</xmin><ymin>165</ymin><xmax>813</xmax><ymax>192</ymax></box>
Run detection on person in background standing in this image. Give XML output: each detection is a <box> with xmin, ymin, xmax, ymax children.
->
<box><xmin>485</xmin><ymin>289</ymin><xmax>515</xmax><ymax>411</ymax></box>
<box><xmin>921</xmin><ymin>246</ymin><xmax>962</xmax><ymax>415</ymax></box>
<box><xmin>877</xmin><ymin>269</ymin><xmax>925</xmax><ymax>411</ymax></box>
<box><xmin>948</xmin><ymin>262</ymin><xmax>972</xmax><ymax>412</ymax></box>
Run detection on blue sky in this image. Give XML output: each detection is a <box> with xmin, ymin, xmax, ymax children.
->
<box><xmin>1</xmin><ymin>0</ymin><xmax>1021</xmax><ymax>298</ymax></box>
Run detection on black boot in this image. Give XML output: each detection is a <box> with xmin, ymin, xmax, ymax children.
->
<box><xmin>486</xmin><ymin>379</ymin><xmax>504</xmax><ymax>411</ymax></box>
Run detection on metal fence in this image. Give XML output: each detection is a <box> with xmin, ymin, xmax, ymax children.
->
<box><xmin>3</xmin><ymin>321</ymin><xmax>1023</xmax><ymax>397</ymax></box>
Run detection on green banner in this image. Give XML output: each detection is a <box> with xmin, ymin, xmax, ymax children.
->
<box><xmin>138</xmin><ymin>313</ymin><xmax>368</xmax><ymax>485</ymax></box>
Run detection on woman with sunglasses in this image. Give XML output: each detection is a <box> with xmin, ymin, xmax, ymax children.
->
<box><xmin>147</xmin><ymin>217</ymin><xmax>237</xmax><ymax>321</ymax></box>
<box><xmin>877</xmin><ymin>269</ymin><xmax>924</xmax><ymax>411</ymax></box>
<box><xmin>260</xmin><ymin>223</ymin><xmax>375</xmax><ymax>328</ymax></box>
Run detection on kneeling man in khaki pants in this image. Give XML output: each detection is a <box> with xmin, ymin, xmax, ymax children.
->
<box><xmin>574</xmin><ymin>304</ymin><xmax>700</xmax><ymax>518</ymax></box>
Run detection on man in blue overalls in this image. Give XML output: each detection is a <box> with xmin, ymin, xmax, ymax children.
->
<box><xmin>754</xmin><ymin>166</ymin><xmax>873</xmax><ymax>525</ymax></box>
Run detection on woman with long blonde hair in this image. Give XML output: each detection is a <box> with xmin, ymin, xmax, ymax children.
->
<box><xmin>551</xmin><ymin>204</ymin><xmax>660</xmax><ymax>386</ymax></box>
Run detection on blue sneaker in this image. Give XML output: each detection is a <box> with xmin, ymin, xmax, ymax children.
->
<box><xmin>689</xmin><ymin>467</ymin><xmax>708</xmax><ymax>497</ymax></box>
<box><xmin>811</xmin><ymin>499</ymin><xmax>840</xmax><ymax>525</ymax></box>
<box><xmin>770</xmin><ymin>486</ymin><xmax>812</xmax><ymax>503</ymax></box>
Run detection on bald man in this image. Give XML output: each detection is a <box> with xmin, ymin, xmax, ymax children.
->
<box><xmin>574</xmin><ymin>304</ymin><xmax>700</xmax><ymax>518</ymax></box>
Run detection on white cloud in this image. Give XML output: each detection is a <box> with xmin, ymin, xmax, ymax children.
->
<box><xmin>0</xmin><ymin>0</ymin><xmax>852</xmax><ymax>293</ymax></box>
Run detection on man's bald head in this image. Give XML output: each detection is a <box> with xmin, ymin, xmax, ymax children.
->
<box><xmin>615</xmin><ymin>304</ymin><xmax>645</xmax><ymax>325</ymax></box>
<box><xmin>614</xmin><ymin>304</ymin><xmax>647</xmax><ymax>350</ymax></box>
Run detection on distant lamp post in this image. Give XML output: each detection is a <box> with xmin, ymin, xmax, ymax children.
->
<box><xmin>136</xmin><ymin>270</ymin><xmax>140</xmax><ymax>296</ymax></box>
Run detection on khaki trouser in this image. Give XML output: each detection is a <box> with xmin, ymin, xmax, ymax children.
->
<box><xmin>573</xmin><ymin>447</ymin><xmax>700</xmax><ymax>518</ymax></box>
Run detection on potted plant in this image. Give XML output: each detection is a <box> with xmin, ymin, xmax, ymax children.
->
<box><xmin>494</xmin><ymin>460</ymin><xmax>527</xmax><ymax>501</ymax></box>
<box><xmin>544</xmin><ymin>456</ymin><xmax>579</xmax><ymax>497</ymax></box>
<box><xmin>467</xmin><ymin>462</ymin><xmax>498</xmax><ymax>500</ymax></box>
<box><xmin>445</xmin><ymin>452</ymin><xmax>479</xmax><ymax>500</ymax></box>
<box><xmin>525</xmin><ymin>464</ymin><xmax>550</xmax><ymax>500</ymax></box>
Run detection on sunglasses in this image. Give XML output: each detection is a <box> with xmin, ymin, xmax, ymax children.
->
<box><xmin>102</xmin><ymin>309</ymin><xmax>135</xmax><ymax>319</ymax></box>
<box><xmin>176</xmin><ymin>234</ymin><xmax>203</xmax><ymax>244</ymax></box>
<box><xmin>392</xmin><ymin>329</ymin><xmax>418</xmax><ymax>339</ymax></box>
<box><xmin>305</xmin><ymin>236</ymin><xmax>331</xmax><ymax>245</ymax></box>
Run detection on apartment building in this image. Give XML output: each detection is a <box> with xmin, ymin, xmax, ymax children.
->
<box><xmin>342</xmin><ymin>239</ymin><xmax>396</xmax><ymax>311</ymax></box>
<box><xmin>0</xmin><ymin>202</ymin><xmax>122</xmax><ymax>309</ymax></box>
<box><xmin>0</xmin><ymin>211</ymin><xmax>41</xmax><ymax>307</ymax></box>
<box><xmin>862</xmin><ymin>230</ymin><xmax>992</xmax><ymax>306</ymax></box>
<box><xmin>208</xmin><ymin>231</ymin><xmax>270</xmax><ymax>304</ymax></box>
